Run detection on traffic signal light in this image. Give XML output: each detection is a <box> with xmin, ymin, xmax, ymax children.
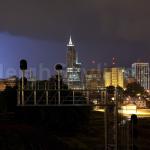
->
<box><xmin>20</xmin><ymin>59</ymin><xmax>27</xmax><ymax>70</ymax></box>
<box><xmin>131</xmin><ymin>114</ymin><xmax>138</xmax><ymax>125</ymax></box>
<box><xmin>131</xmin><ymin>114</ymin><xmax>138</xmax><ymax>149</ymax></box>
<box><xmin>55</xmin><ymin>64</ymin><xmax>62</xmax><ymax>70</ymax></box>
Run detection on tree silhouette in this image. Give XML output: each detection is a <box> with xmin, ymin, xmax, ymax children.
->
<box><xmin>125</xmin><ymin>82</ymin><xmax>145</xmax><ymax>97</ymax></box>
<box><xmin>0</xmin><ymin>86</ymin><xmax>17</xmax><ymax>112</ymax></box>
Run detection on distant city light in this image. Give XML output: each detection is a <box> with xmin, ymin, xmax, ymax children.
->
<box><xmin>92</xmin><ymin>60</ymin><xmax>96</xmax><ymax>64</ymax></box>
<box><xmin>121</xmin><ymin>104</ymin><xmax>137</xmax><ymax>115</ymax></box>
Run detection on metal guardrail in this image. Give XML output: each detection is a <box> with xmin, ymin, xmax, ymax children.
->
<box><xmin>18</xmin><ymin>88</ymin><xmax>107</xmax><ymax>106</ymax></box>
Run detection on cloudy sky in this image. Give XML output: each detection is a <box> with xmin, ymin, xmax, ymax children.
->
<box><xmin>0</xmin><ymin>0</ymin><xmax>150</xmax><ymax>78</ymax></box>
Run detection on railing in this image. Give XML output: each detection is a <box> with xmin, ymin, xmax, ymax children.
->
<box><xmin>17</xmin><ymin>81</ymin><xmax>107</xmax><ymax>106</ymax></box>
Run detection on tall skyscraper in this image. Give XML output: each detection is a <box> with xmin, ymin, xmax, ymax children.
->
<box><xmin>104</xmin><ymin>67</ymin><xmax>124</xmax><ymax>88</ymax></box>
<box><xmin>132</xmin><ymin>63</ymin><xmax>149</xmax><ymax>90</ymax></box>
<box><xmin>66</xmin><ymin>36</ymin><xmax>82</xmax><ymax>89</ymax></box>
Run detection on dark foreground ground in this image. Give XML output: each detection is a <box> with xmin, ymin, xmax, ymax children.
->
<box><xmin>0</xmin><ymin>107</ymin><xmax>150</xmax><ymax>150</ymax></box>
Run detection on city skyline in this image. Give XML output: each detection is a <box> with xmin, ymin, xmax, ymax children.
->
<box><xmin>0</xmin><ymin>33</ymin><xmax>150</xmax><ymax>79</ymax></box>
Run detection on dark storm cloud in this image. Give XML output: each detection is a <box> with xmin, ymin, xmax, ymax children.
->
<box><xmin>0</xmin><ymin>0</ymin><xmax>150</xmax><ymax>41</ymax></box>
<box><xmin>0</xmin><ymin>0</ymin><xmax>149</xmax><ymax>71</ymax></box>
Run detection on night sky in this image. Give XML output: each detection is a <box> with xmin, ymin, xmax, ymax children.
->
<box><xmin>0</xmin><ymin>0</ymin><xmax>150</xmax><ymax>79</ymax></box>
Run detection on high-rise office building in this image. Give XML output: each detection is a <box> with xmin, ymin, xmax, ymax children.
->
<box><xmin>124</xmin><ymin>68</ymin><xmax>136</xmax><ymax>85</ymax></box>
<box><xmin>132</xmin><ymin>63</ymin><xmax>149</xmax><ymax>90</ymax></box>
<box><xmin>85</xmin><ymin>69</ymin><xmax>102</xmax><ymax>90</ymax></box>
<box><xmin>104</xmin><ymin>67</ymin><xmax>124</xmax><ymax>88</ymax></box>
<box><xmin>66</xmin><ymin>36</ymin><xmax>82</xmax><ymax>89</ymax></box>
